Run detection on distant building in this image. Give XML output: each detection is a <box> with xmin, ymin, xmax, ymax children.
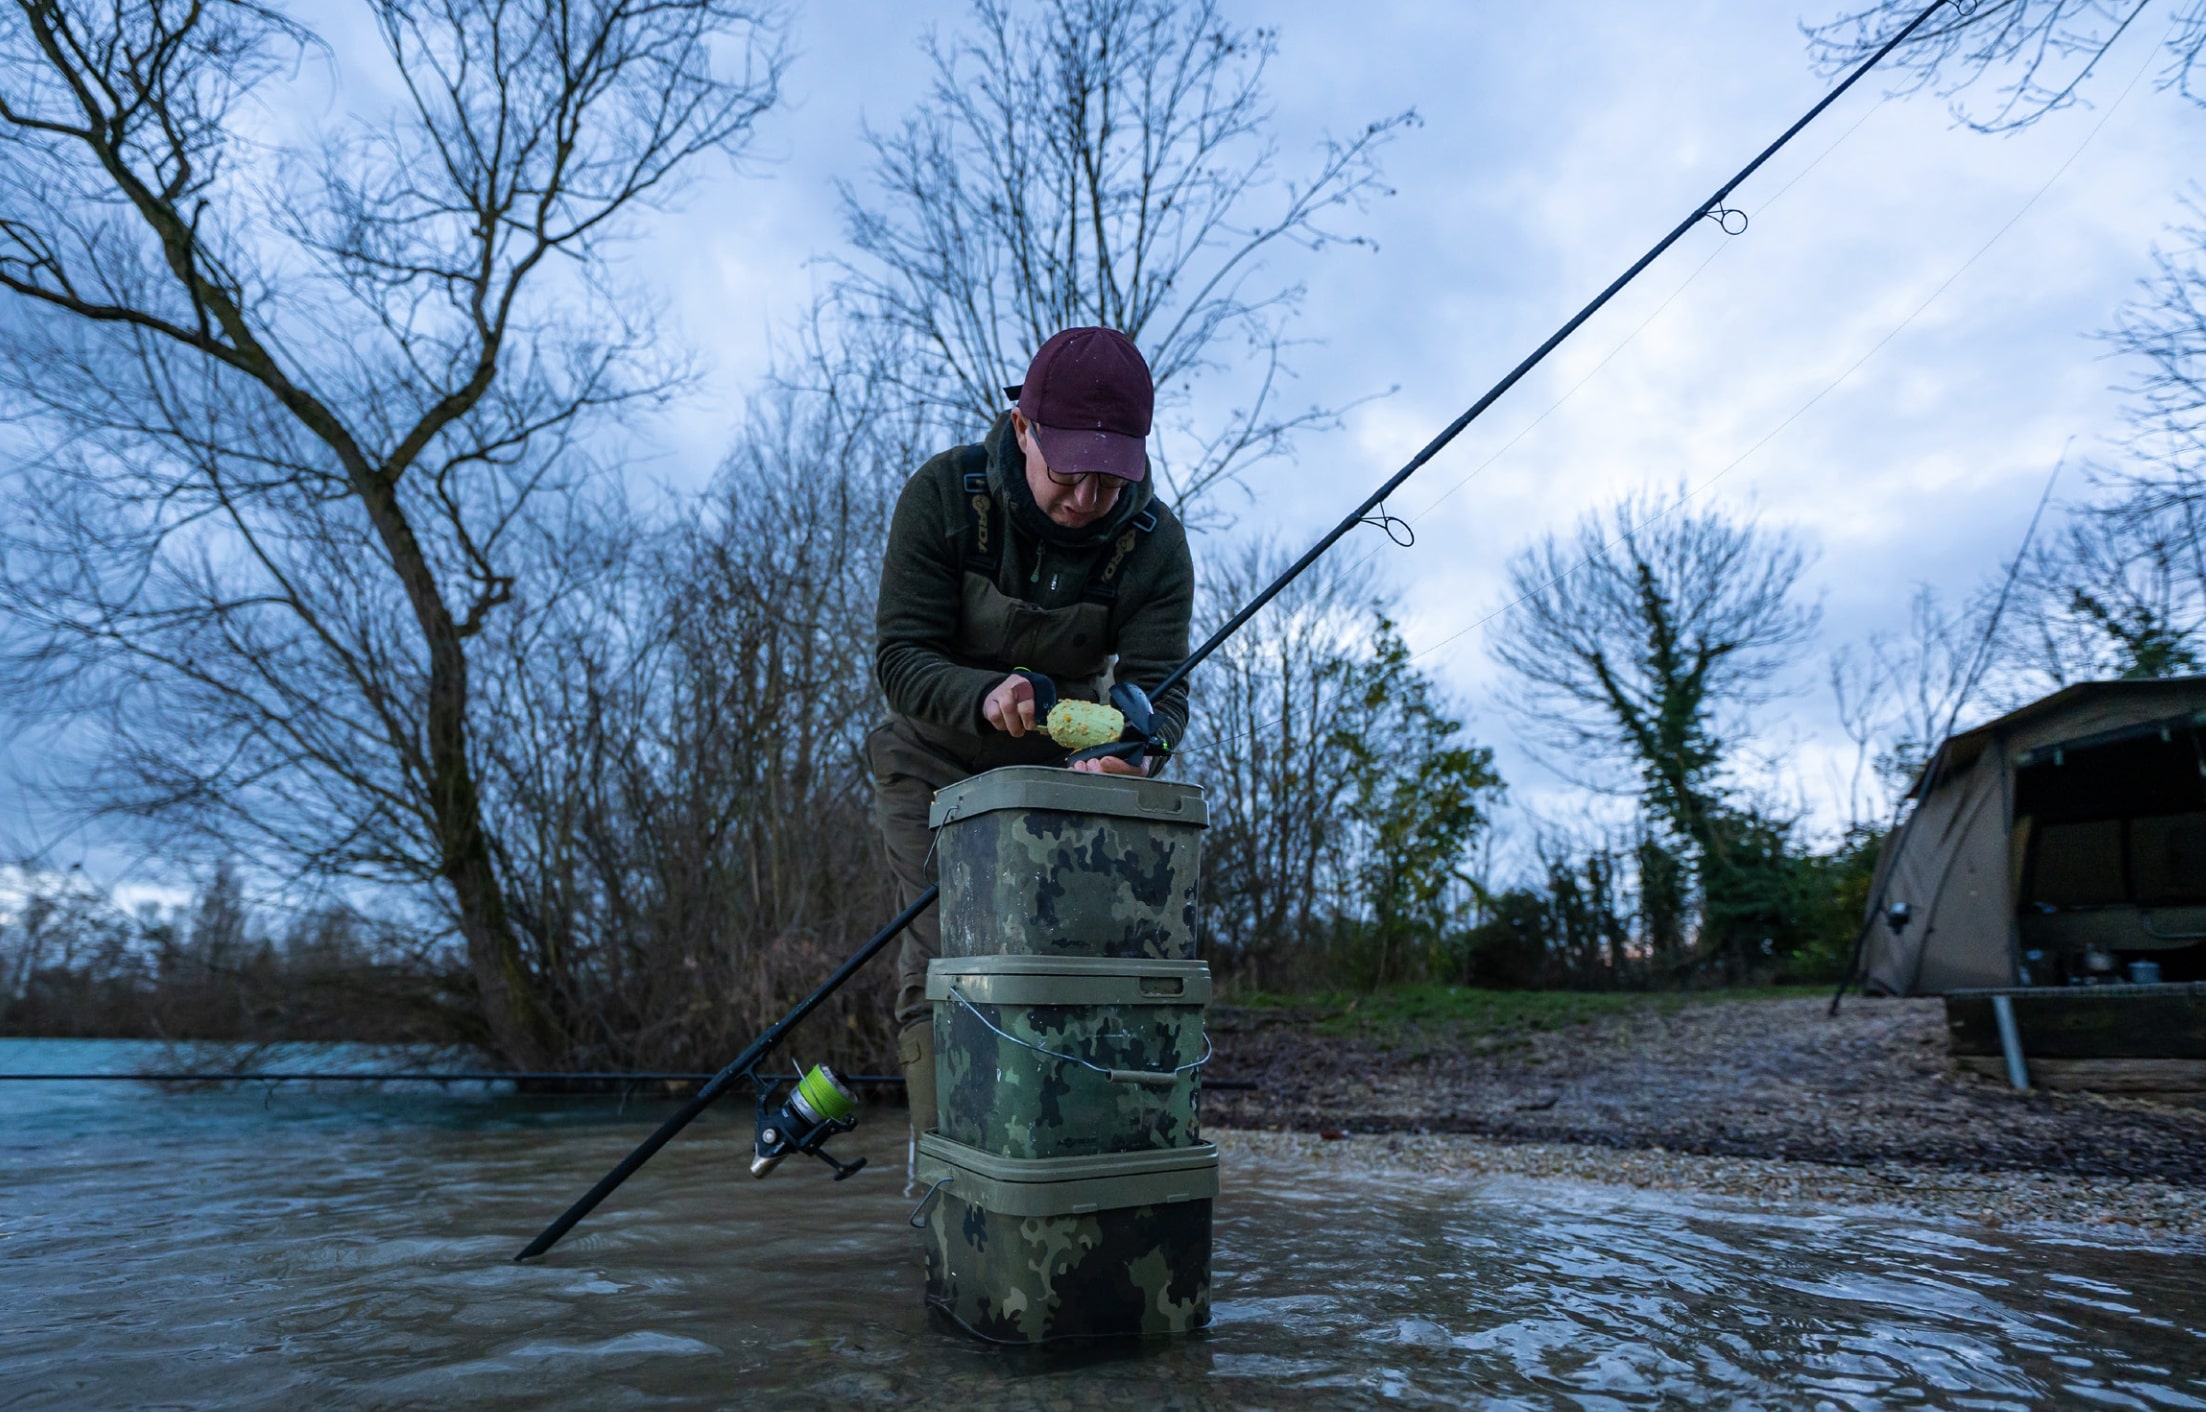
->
<box><xmin>1861</xmin><ymin>677</ymin><xmax>2206</xmax><ymax>996</ymax></box>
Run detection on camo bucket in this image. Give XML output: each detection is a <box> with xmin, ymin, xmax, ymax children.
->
<box><xmin>927</xmin><ymin>956</ymin><xmax>1210</xmax><ymax>1160</ymax></box>
<box><xmin>928</xmin><ymin>766</ymin><xmax>1206</xmax><ymax>960</ymax></box>
<box><xmin>911</xmin><ymin>1133</ymin><xmax>1216</xmax><ymax>1344</ymax></box>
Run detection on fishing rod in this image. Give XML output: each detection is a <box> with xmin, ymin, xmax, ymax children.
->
<box><xmin>514</xmin><ymin>886</ymin><xmax>937</xmax><ymax>1260</ymax></box>
<box><xmin>0</xmin><ymin>1071</ymin><xmax>909</xmax><ymax>1085</ymax></box>
<box><xmin>515</xmin><ymin>0</ymin><xmax>1957</xmax><ymax>1262</ymax></box>
<box><xmin>1155</xmin><ymin>0</ymin><xmax>1955</xmax><ymax>701</ymax></box>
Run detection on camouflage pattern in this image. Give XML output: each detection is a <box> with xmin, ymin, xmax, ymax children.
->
<box><xmin>915</xmin><ymin>1136</ymin><xmax>1215</xmax><ymax>1344</ymax></box>
<box><xmin>922</xmin><ymin>1197</ymin><xmax>1212</xmax><ymax>1343</ymax></box>
<box><xmin>932</xmin><ymin>982</ymin><xmax>1205</xmax><ymax>1160</ymax></box>
<box><xmin>931</xmin><ymin>768</ymin><xmax>1206</xmax><ymax>960</ymax></box>
<box><xmin>917</xmin><ymin>768</ymin><xmax>1213</xmax><ymax>1342</ymax></box>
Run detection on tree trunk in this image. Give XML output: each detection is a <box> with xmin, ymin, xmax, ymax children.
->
<box><xmin>358</xmin><ymin>478</ymin><xmax>563</xmax><ymax>1070</ymax></box>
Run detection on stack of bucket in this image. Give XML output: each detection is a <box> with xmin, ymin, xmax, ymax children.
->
<box><xmin>912</xmin><ymin>765</ymin><xmax>1214</xmax><ymax>1344</ymax></box>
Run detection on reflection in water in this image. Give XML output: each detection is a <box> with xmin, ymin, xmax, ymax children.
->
<box><xmin>4</xmin><ymin>1040</ymin><xmax>2201</xmax><ymax>1408</ymax></box>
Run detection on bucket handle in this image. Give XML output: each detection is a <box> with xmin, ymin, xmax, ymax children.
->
<box><xmin>944</xmin><ymin>986</ymin><xmax>1213</xmax><ymax>1084</ymax></box>
<box><xmin>908</xmin><ymin>1176</ymin><xmax>952</xmax><ymax>1228</ymax></box>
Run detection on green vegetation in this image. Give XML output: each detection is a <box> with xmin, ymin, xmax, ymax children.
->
<box><xmin>1223</xmin><ymin>983</ymin><xmax>1830</xmax><ymax>1044</ymax></box>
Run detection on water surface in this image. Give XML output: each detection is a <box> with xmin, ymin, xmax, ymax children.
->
<box><xmin>4</xmin><ymin>1040</ymin><xmax>2201</xmax><ymax>1408</ymax></box>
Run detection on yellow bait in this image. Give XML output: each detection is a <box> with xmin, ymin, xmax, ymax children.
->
<box><xmin>1044</xmin><ymin>700</ymin><xmax>1125</xmax><ymax>751</ymax></box>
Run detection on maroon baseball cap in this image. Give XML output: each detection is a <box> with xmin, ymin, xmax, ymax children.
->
<box><xmin>1007</xmin><ymin>327</ymin><xmax>1153</xmax><ymax>482</ymax></box>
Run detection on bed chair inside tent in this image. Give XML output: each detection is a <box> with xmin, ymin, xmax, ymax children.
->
<box><xmin>1857</xmin><ymin>677</ymin><xmax>2206</xmax><ymax>1100</ymax></box>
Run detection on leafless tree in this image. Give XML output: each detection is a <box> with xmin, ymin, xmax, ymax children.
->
<box><xmin>832</xmin><ymin>0</ymin><xmax>1412</xmax><ymax>514</ymax></box>
<box><xmin>1179</xmin><ymin>540</ymin><xmax>1372</xmax><ymax>984</ymax></box>
<box><xmin>2007</xmin><ymin>498</ymin><xmax>2203</xmax><ymax>683</ymax></box>
<box><xmin>1811</xmin><ymin>2</ymin><xmax>2206</xmax><ymax>697</ymax></box>
<box><xmin>1491</xmin><ymin>490</ymin><xmax>1819</xmax><ymax>836</ymax></box>
<box><xmin>0</xmin><ymin>0</ymin><xmax>788</xmax><ymax>1068</ymax></box>
<box><xmin>1830</xmin><ymin>584</ymin><xmax>1991</xmax><ymax>819</ymax></box>
<box><xmin>1178</xmin><ymin>540</ymin><xmax>1500</xmax><ymax>990</ymax></box>
<box><xmin>1807</xmin><ymin>0</ymin><xmax>2202</xmax><ymax>132</ymax></box>
<box><xmin>467</xmin><ymin>350</ymin><xmax>915</xmax><ymax>1070</ymax></box>
<box><xmin>1981</xmin><ymin>206</ymin><xmax>2206</xmax><ymax>688</ymax></box>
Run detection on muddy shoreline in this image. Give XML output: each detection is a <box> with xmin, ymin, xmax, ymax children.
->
<box><xmin>1201</xmin><ymin>994</ymin><xmax>2206</xmax><ymax>1231</ymax></box>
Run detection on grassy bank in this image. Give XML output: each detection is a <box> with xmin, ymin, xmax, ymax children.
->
<box><xmin>1219</xmin><ymin>983</ymin><xmax>1831</xmax><ymax>1045</ymax></box>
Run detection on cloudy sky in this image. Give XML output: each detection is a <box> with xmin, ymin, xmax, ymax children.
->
<box><xmin>8</xmin><ymin>0</ymin><xmax>2205</xmax><ymax>894</ymax></box>
<box><xmin>632</xmin><ymin>1</ymin><xmax>2205</xmax><ymax>836</ymax></box>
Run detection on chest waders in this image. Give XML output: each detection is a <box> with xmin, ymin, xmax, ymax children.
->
<box><xmin>882</xmin><ymin>448</ymin><xmax>1164</xmax><ymax>1150</ymax></box>
<box><xmin>950</xmin><ymin>449</ymin><xmax>1155</xmax><ymax>708</ymax></box>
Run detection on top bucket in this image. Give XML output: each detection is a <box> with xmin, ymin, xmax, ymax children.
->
<box><xmin>929</xmin><ymin>766</ymin><xmax>1206</xmax><ymax>959</ymax></box>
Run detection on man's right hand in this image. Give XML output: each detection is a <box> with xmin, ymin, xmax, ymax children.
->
<box><xmin>982</xmin><ymin>673</ymin><xmax>1038</xmax><ymax>736</ymax></box>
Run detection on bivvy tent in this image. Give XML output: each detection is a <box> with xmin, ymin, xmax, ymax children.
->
<box><xmin>1860</xmin><ymin>677</ymin><xmax>2206</xmax><ymax>996</ymax></box>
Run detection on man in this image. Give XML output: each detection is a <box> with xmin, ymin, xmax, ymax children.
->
<box><xmin>870</xmin><ymin>327</ymin><xmax>1195</xmax><ymax>1137</ymax></box>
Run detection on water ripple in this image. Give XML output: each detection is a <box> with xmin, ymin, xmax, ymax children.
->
<box><xmin>3</xmin><ymin>1039</ymin><xmax>2201</xmax><ymax>1409</ymax></box>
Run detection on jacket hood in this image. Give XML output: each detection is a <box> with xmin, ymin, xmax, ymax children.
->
<box><xmin>984</xmin><ymin>411</ymin><xmax>1155</xmax><ymax>551</ymax></box>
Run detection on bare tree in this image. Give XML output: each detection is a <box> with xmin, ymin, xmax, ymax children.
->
<box><xmin>1979</xmin><ymin>207</ymin><xmax>2206</xmax><ymax>689</ymax></box>
<box><xmin>1492</xmin><ymin>490</ymin><xmax>1819</xmax><ymax>834</ymax></box>
<box><xmin>1830</xmin><ymin>584</ymin><xmax>1990</xmax><ymax>819</ymax></box>
<box><xmin>1490</xmin><ymin>490</ymin><xmax>1818</xmax><ymax>969</ymax></box>
<box><xmin>1811</xmin><ymin>3</ymin><xmax>2206</xmax><ymax>698</ymax></box>
<box><xmin>1807</xmin><ymin>0</ymin><xmax>2201</xmax><ymax>132</ymax></box>
<box><xmin>832</xmin><ymin>0</ymin><xmax>1412</xmax><ymax>513</ymax></box>
<box><xmin>1180</xmin><ymin>541</ymin><xmax>1499</xmax><ymax>989</ymax></box>
<box><xmin>1180</xmin><ymin>541</ymin><xmax>1372</xmax><ymax>983</ymax></box>
<box><xmin>442</xmin><ymin>324</ymin><xmax>921</xmax><ymax>1070</ymax></box>
<box><xmin>2008</xmin><ymin>499</ymin><xmax>2203</xmax><ymax>683</ymax></box>
<box><xmin>0</xmin><ymin>1</ymin><xmax>787</xmax><ymax>1067</ymax></box>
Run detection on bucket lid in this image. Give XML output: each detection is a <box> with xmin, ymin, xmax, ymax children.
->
<box><xmin>927</xmin><ymin>955</ymin><xmax>1211</xmax><ymax>1006</ymax></box>
<box><xmin>929</xmin><ymin>765</ymin><xmax>1207</xmax><ymax>830</ymax></box>
<box><xmin>916</xmin><ymin>1132</ymin><xmax>1219</xmax><ymax>1217</ymax></box>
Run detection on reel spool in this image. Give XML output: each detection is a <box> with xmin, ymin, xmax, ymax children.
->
<box><xmin>750</xmin><ymin>1064</ymin><xmax>865</xmax><ymax>1180</ymax></box>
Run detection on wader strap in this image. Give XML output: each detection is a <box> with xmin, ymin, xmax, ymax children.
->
<box><xmin>963</xmin><ymin>444</ymin><xmax>1156</xmax><ymax>604</ymax></box>
<box><xmin>958</xmin><ymin>445</ymin><xmax>998</xmax><ymax>578</ymax></box>
<box><xmin>1080</xmin><ymin>508</ymin><xmax>1157</xmax><ymax>606</ymax></box>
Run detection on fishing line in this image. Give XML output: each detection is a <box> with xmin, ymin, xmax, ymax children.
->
<box><xmin>1179</xmin><ymin>64</ymin><xmax>1908</xmax><ymax>762</ymax></box>
<box><xmin>1150</xmin><ymin>0</ymin><xmax>1959</xmax><ymax>703</ymax></box>
<box><xmin>1392</xmin><ymin>84</ymin><xmax>1897</xmax><ymax>537</ymax></box>
<box><xmin>1399</xmin><ymin>7</ymin><xmax>2169</xmax><ymax>674</ymax></box>
<box><xmin>1216</xmin><ymin>53</ymin><xmax>1902</xmax><ymax>655</ymax></box>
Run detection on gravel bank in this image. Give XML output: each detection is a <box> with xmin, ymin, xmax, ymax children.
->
<box><xmin>1209</xmin><ymin>1128</ymin><xmax>2204</xmax><ymax>1239</ymax></box>
<box><xmin>1203</xmin><ymin>993</ymin><xmax>2206</xmax><ymax>1214</ymax></box>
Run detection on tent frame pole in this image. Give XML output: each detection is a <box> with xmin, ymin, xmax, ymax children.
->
<box><xmin>1991</xmin><ymin>994</ymin><xmax>2031</xmax><ymax>1092</ymax></box>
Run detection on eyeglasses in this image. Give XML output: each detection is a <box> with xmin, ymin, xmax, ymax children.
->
<box><xmin>1043</xmin><ymin>466</ymin><xmax>1132</xmax><ymax>492</ymax></box>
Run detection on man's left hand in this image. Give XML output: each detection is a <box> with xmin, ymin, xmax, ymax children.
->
<box><xmin>1069</xmin><ymin>752</ymin><xmax>1144</xmax><ymax>776</ymax></box>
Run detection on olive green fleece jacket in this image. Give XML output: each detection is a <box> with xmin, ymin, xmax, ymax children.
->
<box><xmin>874</xmin><ymin>412</ymin><xmax>1193</xmax><ymax>753</ymax></box>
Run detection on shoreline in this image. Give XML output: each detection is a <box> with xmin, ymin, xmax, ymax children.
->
<box><xmin>1202</xmin><ymin>991</ymin><xmax>2205</xmax><ymax>1238</ymax></box>
<box><xmin>1209</xmin><ymin>1127</ymin><xmax>2205</xmax><ymax>1240</ymax></box>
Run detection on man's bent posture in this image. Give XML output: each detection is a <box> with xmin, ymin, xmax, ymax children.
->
<box><xmin>869</xmin><ymin>327</ymin><xmax>1195</xmax><ymax>1138</ymax></box>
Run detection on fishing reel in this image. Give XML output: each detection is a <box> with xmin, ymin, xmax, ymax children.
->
<box><xmin>750</xmin><ymin>1065</ymin><xmax>866</xmax><ymax>1181</ymax></box>
<box><xmin>1013</xmin><ymin>671</ymin><xmax>1170</xmax><ymax>769</ymax></box>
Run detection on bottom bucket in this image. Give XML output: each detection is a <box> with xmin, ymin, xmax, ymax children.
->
<box><xmin>913</xmin><ymin>1133</ymin><xmax>1217</xmax><ymax>1344</ymax></box>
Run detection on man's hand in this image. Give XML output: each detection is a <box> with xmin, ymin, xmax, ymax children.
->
<box><xmin>981</xmin><ymin>673</ymin><xmax>1037</xmax><ymax>736</ymax></box>
<box><xmin>1070</xmin><ymin>752</ymin><xmax>1144</xmax><ymax>776</ymax></box>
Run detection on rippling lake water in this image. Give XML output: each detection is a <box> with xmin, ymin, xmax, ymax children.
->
<box><xmin>3</xmin><ymin>1039</ymin><xmax>2201</xmax><ymax>1408</ymax></box>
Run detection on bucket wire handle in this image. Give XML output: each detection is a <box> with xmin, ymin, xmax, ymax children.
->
<box><xmin>908</xmin><ymin>1175</ymin><xmax>952</xmax><ymax>1228</ymax></box>
<box><xmin>943</xmin><ymin>986</ymin><xmax>1212</xmax><ymax>1084</ymax></box>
